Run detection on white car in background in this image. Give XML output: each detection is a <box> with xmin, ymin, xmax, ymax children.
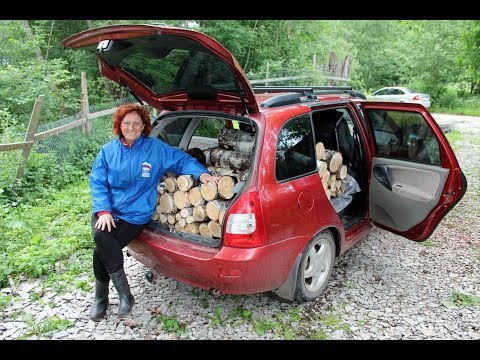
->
<box><xmin>371</xmin><ymin>86</ymin><xmax>431</xmax><ymax>108</ymax></box>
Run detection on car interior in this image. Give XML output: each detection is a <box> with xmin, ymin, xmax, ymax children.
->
<box><xmin>312</xmin><ymin>108</ymin><xmax>367</xmax><ymax>229</ymax></box>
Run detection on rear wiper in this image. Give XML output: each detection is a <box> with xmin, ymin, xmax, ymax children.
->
<box><xmin>120</xmin><ymin>80</ymin><xmax>144</xmax><ymax>105</ymax></box>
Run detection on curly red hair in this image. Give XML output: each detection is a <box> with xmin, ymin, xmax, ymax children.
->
<box><xmin>112</xmin><ymin>103</ymin><xmax>153</xmax><ymax>136</ymax></box>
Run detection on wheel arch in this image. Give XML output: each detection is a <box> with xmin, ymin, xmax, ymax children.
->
<box><xmin>270</xmin><ymin>226</ymin><xmax>341</xmax><ymax>302</ymax></box>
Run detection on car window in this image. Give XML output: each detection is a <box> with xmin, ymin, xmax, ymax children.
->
<box><xmin>111</xmin><ymin>38</ymin><xmax>238</xmax><ymax>95</ymax></box>
<box><xmin>159</xmin><ymin>117</ymin><xmax>191</xmax><ymax>146</ymax></box>
<box><xmin>368</xmin><ymin>110</ymin><xmax>441</xmax><ymax>165</ymax></box>
<box><xmin>189</xmin><ymin>117</ymin><xmax>223</xmax><ymax>149</ymax></box>
<box><xmin>275</xmin><ymin>114</ymin><xmax>316</xmax><ymax>181</ymax></box>
<box><xmin>375</xmin><ymin>89</ymin><xmax>387</xmax><ymax>96</ymax></box>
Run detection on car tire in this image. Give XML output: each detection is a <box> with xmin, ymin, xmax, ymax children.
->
<box><xmin>294</xmin><ymin>230</ymin><xmax>336</xmax><ymax>302</ymax></box>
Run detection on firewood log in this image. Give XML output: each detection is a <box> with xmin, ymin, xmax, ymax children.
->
<box><xmin>321</xmin><ymin>149</ymin><xmax>343</xmax><ymax>173</ymax></box>
<box><xmin>174</xmin><ymin>222</ymin><xmax>185</xmax><ymax>233</ymax></box>
<box><xmin>173</xmin><ymin>190</ymin><xmax>191</xmax><ymax>210</ymax></box>
<box><xmin>199</xmin><ymin>222</ymin><xmax>212</xmax><ymax>238</ymax></box>
<box><xmin>218</xmin><ymin>210</ymin><xmax>226</xmax><ymax>226</ymax></box>
<box><xmin>193</xmin><ymin>205</ymin><xmax>207</xmax><ymax>222</ymax></box>
<box><xmin>200</xmin><ymin>182</ymin><xmax>219</xmax><ymax>201</ymax></box>
<box><xmin>180</xmin><ymin>207</ymin><xmax>194</xmax><ymax>218</ymax></box>
<box><xmin>206</xmin><ymin>200</ymin><xmax>230</xmax><ymax>221</ymax></box>
<box><xmin>210</xmin><ymin>147</ymin><xmax>252</xmax><ymax>172</ymax></box>
<box><xmin>185</xmin><ymin>222</ymin><xmax>200</xmax><ymax>235</ymax></box>
<box><xmin>208</xmin><ymin>220</ymin><xmax>222</xmax><ymax>238</ymax></box>
<box><xmin>165</xmin><ymin>177</ymin><xmax>177</xmax><ymax>193</ymax></box>
<box><xmin>218</xmin><ymin>127</ymin><xmax>255</xmax><ymax>153</ymax></box>
<box><xmin>218</xmin><ymin>175</ymin><xmax>236</xmax><ymax>200</ymax></box>
<box><xmin>188</xmin><ymin>186</ymin><xmax>205</xmax><ymax>206</ymax></box>
<box><xmin>315</xmin><ymin>142</ymin><xmax>325</xmax><ymax>160</ymax></box>
<box><xmin>159</xmin><ymin>193</ymin><xmax>176</xmax><ymax>214</ymax></box>
<box><xmin>177</xmin><ymin>175</ymin><xmax>195</xmax><ymax>192</ymax></box>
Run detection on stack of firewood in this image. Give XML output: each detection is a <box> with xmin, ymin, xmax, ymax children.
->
<box><xmin>315</xmin><ymin>141</ymin><xmax>348</xmax><ymax>200</ymax></box>
<box><xmin>151</xmin><ymin>127</ymin><xmax>253</xmax><ymax>238</ymax></box>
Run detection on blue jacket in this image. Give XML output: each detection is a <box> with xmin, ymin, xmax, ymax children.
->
<box><xmin>90</xmin><ymin>135</ymin><xmax>208</xmax><ymax>225</ymax></box>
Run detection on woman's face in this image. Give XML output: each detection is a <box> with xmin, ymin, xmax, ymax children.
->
<box><xmin>121</xmin><ymin>112</ymin><xmax>145</xmax><ymax>144</ymax></box>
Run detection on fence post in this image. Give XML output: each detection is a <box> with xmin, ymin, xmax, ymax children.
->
<box><xmin>265</xmin><ymin>62</ymin><xmax>270</xmax><ymax>86</ymax></box>
<box><xmin>16</xmin><ymin>95</ymin><xmax>45</xmax><ymax>179</ymax></box>
<box><xmin>81</xmin><ymin>71</ymin><xmax>92</xmax><ymax>138</ymax></box>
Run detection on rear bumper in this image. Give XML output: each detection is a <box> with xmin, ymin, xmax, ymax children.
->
<box><xmin>127</xmin><ymin>229</ymin><xmax>305</xmax><ymax>295</ymax></box>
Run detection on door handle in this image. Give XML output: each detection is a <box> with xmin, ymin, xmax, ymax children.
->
<box><xmin>373</xmin><ymin>164</ymin><xmax>392</xmax><ymax>191</ymax></box>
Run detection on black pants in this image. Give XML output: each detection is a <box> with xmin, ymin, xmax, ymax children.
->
<box><xmin>91</xmin><ymin>214</ymin><xmax>146</xmax><ymax>282</ymax></box>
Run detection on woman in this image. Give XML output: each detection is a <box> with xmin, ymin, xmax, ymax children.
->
<box><xmin>89</xmin><ymin>103</ymin><xmax>218</xmax><ymax>321</ymax></box>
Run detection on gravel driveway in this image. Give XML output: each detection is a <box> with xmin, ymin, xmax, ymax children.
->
<box><xmin>1</xmin><ymin>113</ymin><xmax>479</xmax><ymax>340</ymax></box>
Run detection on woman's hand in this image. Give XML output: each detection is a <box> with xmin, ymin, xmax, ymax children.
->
<box><xmin>95</xmin><ymin>213</ymin><xmax>116</xmax><ymax>232</ymax></box>
<box><xmin>199</xmin><ymin>173</ymin><xmax>219</xmax><ymax>187</ymax></box>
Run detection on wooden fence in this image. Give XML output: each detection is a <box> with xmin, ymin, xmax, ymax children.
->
<box><xmin>0</xmin><ymin>72</ymin><xmax>118</xmax><ymax>179</ymax></box>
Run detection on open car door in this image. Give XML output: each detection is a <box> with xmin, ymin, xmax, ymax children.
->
<box><xmin>359</xmin><ymin>102</ymin><xmax>467</xmax><ymax>241</ymax></box>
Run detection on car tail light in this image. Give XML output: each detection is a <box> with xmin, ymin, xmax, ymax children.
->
<box><xmin>223</xmin><ymin>189</ymin><xmax>265</xmax><ymax>248</ymax></box>
<box><xmin>412</xmin><ymin>95</ymin><xmax>420</xmax><ymax>101</ymax></box>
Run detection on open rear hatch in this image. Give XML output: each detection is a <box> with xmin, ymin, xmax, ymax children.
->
<box><xmin>62</xmin><ymin>24</ymin><xmax>259</xmax><ymax>115</ymax></box>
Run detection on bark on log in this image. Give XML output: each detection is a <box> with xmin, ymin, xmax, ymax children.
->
<box><xmin>188</xmin><ymin>186</ymin><xmax>205</xmax><ymax>206</ymax></box>
<box><xmin>157</xmin><ymin>182</ymin><xmax>166</xmax><ymax>195</ymax></box>
<box><xmin>173</xmin><ymin>190</ymin><xmax>191</xmax><ymax>210</ymax></box>
<box><xmin>218</xmin><ymin>175</ymin><xmax>236</xmax><ymax>200</ymax></box>
<box><xmin>210</xmin><ymin>147</ymin><xmax>252</xmax><ymax>172</ymax></box>
<box><xmin>218</xmin><ymin>210</ymin><xmax>226</xmax><ymax>226</ymax></box>
<box><xmin>208</xmin><ymin>220</ymin><xmax>222</xmax><ymax>238</ymax></box>
<box><xmin>206</xmin><ymin>200</ymin><xmax>230</xmax><ymax>221</ymax></box>
<box><xmin>159</xmin><ymin>193</ymin><xmax>176</xmax><ymax>214</ymax></box>
<box><xmin>218</xmin><ymin>127</ymin><xmax>255</xmax><ymax>153</ymax></box>
<box><xmin>207</xmin><ymin>166</ymin><xmax>236</xmax><ymax>177</ymax></box>
<box><xmin>177</xmin><ymin>175</ymin><xmax>195</xmax><ymax>192</ymax></box>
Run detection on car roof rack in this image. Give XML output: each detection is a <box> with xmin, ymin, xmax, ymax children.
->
<box><xmin>254</xmin><ymin>86</ymin><xmax>366</xmax><ymax>108</ymax></box>
<box><xmin>253</xmin><ymin>85</ymin><xmax>354</xmax><ymax>94</ymax></box>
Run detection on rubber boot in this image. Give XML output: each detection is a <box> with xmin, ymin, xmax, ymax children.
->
<box><xmin>89</xmin><ymin>280</ymin><xmax>109</xmax><ymax>321</ymax></box>
<box><xmin>109</xmin><ymin>268</ymin><xmax>135</xmax><ymax>319</ymax></box>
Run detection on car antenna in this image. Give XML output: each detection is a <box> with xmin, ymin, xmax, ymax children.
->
<box><xmin>233</xmin><ymin>77</ymin><xmax>256</xmax><ymax>134</ymax></box>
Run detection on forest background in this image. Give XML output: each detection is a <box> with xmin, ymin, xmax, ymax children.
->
<box><xmin>0</xmin><ymin>19</ymin><xmax>479</xmax><ymax>291</ymax></box>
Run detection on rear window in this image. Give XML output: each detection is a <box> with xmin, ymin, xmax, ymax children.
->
<box><xmin>98</xmin><ymin>35</ymin><xmax>238</xmax><ymax>95</ymax></box>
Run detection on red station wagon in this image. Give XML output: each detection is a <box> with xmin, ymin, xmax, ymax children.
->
<box><xmin>63</xmin><ymin>24</ymin><xmax>467</xmax><ymax>302</ymax></box>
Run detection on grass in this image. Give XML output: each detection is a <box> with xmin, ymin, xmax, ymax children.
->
<box><xmin>155</xmin><ymin>313</ymin><xmax>187</xmax><ymax>334</ymax></box>
<box><xmin>19</xmin><ymin>314</ymin><xmax>73</xmax><ymax>339</ymax></box>
<box><xmin>440</xmin><ymin>291</ymin><xmax>480</xmax><ymax>309</ymax></box>
<box><xmin>0</xmin><ymin>179</ymin><xmax>93</xmax><ymax>288</ymax></box>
